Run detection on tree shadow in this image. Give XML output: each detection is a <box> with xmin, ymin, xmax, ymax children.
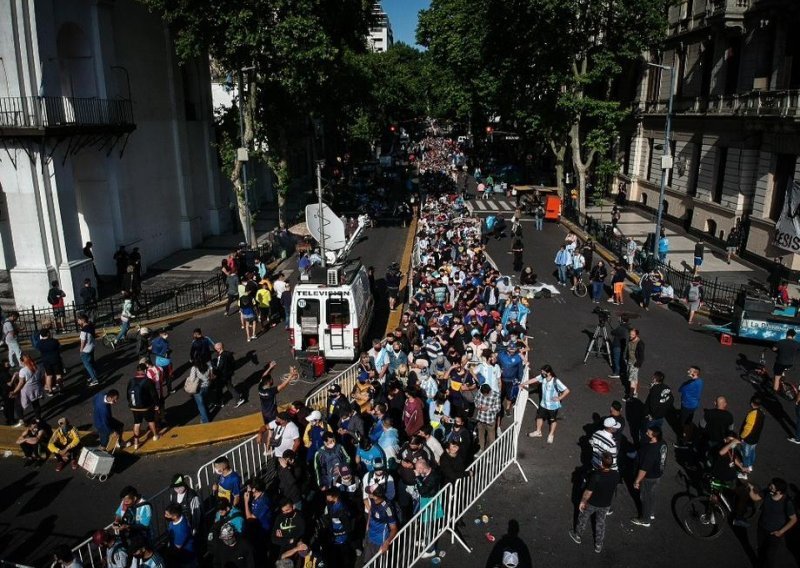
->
<box><xmin>484</xmin><ymin>519</ymin><xmax>533</xmax><ymax>568</ymax></box>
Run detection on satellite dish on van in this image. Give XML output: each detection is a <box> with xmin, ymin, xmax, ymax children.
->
<box><xmin>305</xmin><ymin>203</ymin><xmax>347</xmax><ymax>251</ymax></box>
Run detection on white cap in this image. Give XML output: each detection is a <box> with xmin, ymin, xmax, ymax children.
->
<box><xmin>308</xmin><ymin>410</ymin><xmax>322</xmax><ymax>422</ymax></box>
<box><xmin>603</xmin><ymin>417</ymin><xmax>620</xmax><ymax>429</ymax></box>
<box><xmin>502</xmin><ymin>551</ymin><xmax>519</xmax><ymax>568</ymax></box>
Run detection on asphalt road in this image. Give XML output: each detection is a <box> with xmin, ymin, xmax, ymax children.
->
<box><xmin>0</xmin><ymin>223</ymin><xmax>409</xmax><ymax>566</ymax></box>
<box><xmin>439</xmin><ymin>200</ymin><xmax>800</xmax><ymax>568</ymax></box>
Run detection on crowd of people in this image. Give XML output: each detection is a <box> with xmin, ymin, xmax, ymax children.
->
<box><xmin>9</xmin><ymin>134</ymin><xmax>800</xmax><ymax>568</ymax></box>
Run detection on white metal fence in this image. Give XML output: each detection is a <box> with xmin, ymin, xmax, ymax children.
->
<box><xmin>304</xmin><ymin>360</ymin><xmax>360</xmax><ymax>411</ymax></box>
<box><xmin>194</xmin><ymin>434</ymin><xmax>274</xmax><ymax>500</ymax></box>
<box><xmin>71</xmin><ymin>475</ymin><xmax>193</xmax><ymax>567</ymax></box>
<box><xmin>363</xmin><ymin>367</ymin><xmax>531</xmax><ymax>567</ymax></box>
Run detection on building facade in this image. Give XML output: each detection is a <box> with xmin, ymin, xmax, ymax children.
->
<box><xmin>367</xmin><ymin>2</ymin><xmax>393</xmax><ymax>53</ymax></box>
<box><xmin>618</xmin><ymin>0</ymin><xmax>800</xmax><ymax>269</ymax></box>
<box><xmin>0</xmin><ymin>0</ymin><xmax>227</xmax><ymax>308</ymax></box>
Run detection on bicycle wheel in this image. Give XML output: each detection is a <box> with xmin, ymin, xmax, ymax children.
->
<box><xmin>574</xmin><ymin>282</ymin><xmax>588</xmax><ymax>297</ymax></box>
<box><xmin>681</xmin><ymin>496</ymin><xmax>727</xmax><ymax>540</ymax></box>
<box><xmin>779</xmin><ymin>380</ymin><xmax>798</xmax><ymax>402</ymax></box>
<box><xmin>101</xmin><ymin>333</ymin><xmax>116</xmax><ymax>350</ymax></box>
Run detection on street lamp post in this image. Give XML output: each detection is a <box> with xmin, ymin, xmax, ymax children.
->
<box><xmin>647</xmin><ymin>62</ymin><xmax>677</xmax><ymax>259</ymax></box>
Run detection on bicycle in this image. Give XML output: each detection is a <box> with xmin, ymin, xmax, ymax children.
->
<box><xmin>573</xmin><ymin>274</ymin><xmax>588</xmax><ymax>298</ymax></box>
<box><xmin>740</xmin><ymin>350</ymin><xmax>799</xmax><ymax>402</ymax></box>
<box><xmin>680</xmin><ymin>474</ymin><xmax>757</xmax><ymax>540</ymax></box>
<box><xmin>99</xmin><ymin>326</ymin><xmax>117</xmax><ymax>350</ymax></box>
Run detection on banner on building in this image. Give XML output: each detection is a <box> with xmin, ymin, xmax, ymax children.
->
<box><xmin>773</xmin><ymin>179</ymin><xmax>800</xmax><ymax>253</ymax></box>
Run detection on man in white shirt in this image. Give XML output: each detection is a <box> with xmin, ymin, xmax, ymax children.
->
<box><xmin>266</xmin><ymin>412</ymin><xmax>300</xmax><ymax>458</ymax></box>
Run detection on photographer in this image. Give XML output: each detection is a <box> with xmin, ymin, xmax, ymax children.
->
<box><xmin>608</xmin><ymin>316</ymin><xmax>630</xmax><ymax>380</ymax></box>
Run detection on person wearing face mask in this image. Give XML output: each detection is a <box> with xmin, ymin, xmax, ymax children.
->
<box><xmin>211</xmin><ymin>457</ymin><xmax>242</xmax><ymax>508</ymax></box>
<box><xmin>444</xmin><ymin>415</ymin><xmax>472</xmax><ymax>462</ymax></box>
<box><xmin>169</xmin><ymin>474</ymin><xmax>203</xmax><ymax>536</ymax></box>
<box><xmin>747</xmin><ymin>477</ymin><xmax>797</xmax><ymax>567</ymax></box>
<box><xmin>213</xmin><ymin>522</ymin><xmax>255</xmax><ymax>568</ymax></box>
<box><xmin>415</xmin><ymin>457</ymin><xmax>445</xmax><ymax>559</ymax></box>
<box><xmin>47</xmin><ymin>417</ymin><xmax>81</xmax><ymax>472</ymax></box>
<box><xmin>387</xmin><ymin>341</ymin><xmax>408</xmax><ymax>380</ymax></box>
<box><xmin>370</xmin><ymin>339</ymin><xmax>390</xmax><ymax>382</ymax></box>
<box><xmin>362</xmin><ymin>460</ymin><xmax>396</xmax><ymax>513</ymax></box>
<box><xmin>314</xmin><ymin>432</ymin><xmax>350</xmax><ymax>490</ymax></box>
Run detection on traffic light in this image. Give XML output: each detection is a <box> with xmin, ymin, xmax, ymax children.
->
<box><xmin>389</xmin><ymin>125</ymin><xmax>396</xmax><ymax>133</ymax></box>
<box><xmin>485</xmin><ymin>126</ymin><xmax>493</xmax><ymax>135</ymax></box>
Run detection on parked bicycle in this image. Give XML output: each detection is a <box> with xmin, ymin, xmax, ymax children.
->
<box><xmin>680</xmin><ymin>474</ymin><xmax>757</xmax><ymax>540</ymax></box>
<box><xmin>573</xmin><ymin>274</ymin><xmax>588</xmax><ymax>298</ymax></box>
<box><xmin>740</xmin><ymin>350</ymin><xmax>799</xmax><ymax>402</ymax></box>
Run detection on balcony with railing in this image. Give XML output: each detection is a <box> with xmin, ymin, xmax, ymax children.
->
<box><xmin>706</xmin><ymin>0</ymin><xmax>751</xmax><ymax>29</ymax></box>
<box><xmin>0</xmin><ymin>96</ymin><xmax>135</xmax><ymax>137</ymax></box>
<box><xmin>639</xmin><ymin>89</ymin><xmax>800</xmax><ymax>119</ymax></box>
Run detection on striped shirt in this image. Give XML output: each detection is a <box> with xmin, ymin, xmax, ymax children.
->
<box><xmin>590</xmin><ymin>429</ymin><xmax>618</xmax><ymax>470</ymax></box>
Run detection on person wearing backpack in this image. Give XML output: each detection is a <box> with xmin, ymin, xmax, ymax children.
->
<box><xmin>127</xmin><ymin>363</ymin><xmax>160</xmax><ymax>449</ymax></box>
<box><xmin>685</xmin><ymin>277</ymin><xmax>703</xmax><ymax>325</ymax></box>
<box><xmin>748</xmin><ymin>477</ymin><xmax>797</xmax><ymax>567</ymax></box>
<box><xmin>185</xmin><ymin>357</ymin><xmax>212</xmax><ymax>423</ymax></box>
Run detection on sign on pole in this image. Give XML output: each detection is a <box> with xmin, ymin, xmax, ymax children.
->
<box><xmin>773</xmin><ymin>179</ymin><xmax>800</xmax><ymax>253</ymax></box>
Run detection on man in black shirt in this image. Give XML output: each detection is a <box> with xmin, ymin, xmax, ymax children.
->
<box><xmin>271</xmin><ymin>499</ymin><xmax>306</xmax><ymax>557</ymax></box>
<box><xmin>748</xmin><ymin>477</ymin><xmax>797</xmax><ymax>567</ymax></box>
<box><xmin>771</xmin><ymin>329</ymin><xmax>798</xmax><ymax>393</ymax></box>
<box><xmin>632</xmin><ymin>426</ymin><xmax>667</xmax><ymax>528</ymax></box>
<box><xmin>642</xmin><ymin>371</ymin><xmax>673</xmax><ymax>436</ymax></box>
<box><xmin>702</xmin><ymin>395</ymin><xmax>734</xmax><ymax>456</ymax></box>
<box><xmin>569</xmin><ymin>452</ymin><xmax>620</xmax><ymax>553</ymax></box>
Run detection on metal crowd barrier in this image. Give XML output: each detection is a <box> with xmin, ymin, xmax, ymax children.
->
<box><xmin>195</xmin><ymin>434</ymin><xmax>273</xmax><ymax>500</ymax></box>
<box><xmin>363</xmin><ymin>483</ymin><xmax>454</xmax><ymax>568</ymax></box>
<box><xmin>362</xmin><ymin>366</ymin><xmax>531</xmax><ymax>566</ymax></box>
<box><xmin>304</xmin><ymin>361</ymin><xmax>360</xmax><ymax>411</ymax></box>
<box><xmin>71</xmin><ymin>475</ymin><xmax>194</xmax><ymax>567</ymax></box>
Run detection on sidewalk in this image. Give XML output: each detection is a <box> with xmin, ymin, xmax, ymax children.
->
<box><xmin>586</xmin><ymin>204</ymin><xmax>769</xmax><ymax>288</ymax></box>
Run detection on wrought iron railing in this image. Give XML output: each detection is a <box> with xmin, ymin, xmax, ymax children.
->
<box><xmin>0</xmin><ymin>96</ymin><xmax>134</xmax><ymax>129</ymax></box>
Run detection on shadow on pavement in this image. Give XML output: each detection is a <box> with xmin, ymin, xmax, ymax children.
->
<box><xmin>484</xmin><ymin>519</ymin><xmax>533</xmax><ymax>568</ymax></box>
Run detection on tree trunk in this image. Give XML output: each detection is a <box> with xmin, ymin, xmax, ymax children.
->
<box><xmin>569</xmin><ymin>119</ymin><xmax>596</xmax><ymax>214</ymax></box>
<box><xmin>229</xmin><ymin>79</ymin><xmax>258</xmax><ymax>246</ymax></box>
<box><xmin>550</xmin><ymin>140</ymin><xmax>567</xmax><ymax>197</ymax></box>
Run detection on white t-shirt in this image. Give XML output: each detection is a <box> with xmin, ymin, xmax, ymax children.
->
<box><xmin>80</xmin><ymin>327</ymin><xmax>95</xmax><ymax>353</ymax></box>
<box><xmin>268</xmin><ymin>419</ymin><xmax>299</xmax><ymax>458</ymax></box>
<box><xmin>273</xmin><ymin>280</ymin><xmax>287</xmax><ymax>298</ymax></box>
<box><xmin>3</xmin><ymin>320</ymin><xmax>15</xmax><ymax>343</ymax></box>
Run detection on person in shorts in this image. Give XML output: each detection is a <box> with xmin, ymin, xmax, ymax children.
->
<box><xmin>526</xmin><ymin>365</ymin><xmax>570</xmax><ymax>444</ymax></box>
<box><xmin>126</xmin><ymin>364</ymin><xmax>160</xmax><ymax>450</ymax></box>
<box><xmin>771</xmin><ymin>329</ymin><xmax>798</xmax><ymax>393</ymax></box>
<box><xmin>46</xmin><ymin>281</ymin><xmax>67</xmax><ymax>333</ymax></box>
<box><xmin>37</xmin><ymin>328</ymin><xmax>64</xmax><ymax>395</ymax></box>
<box><xmin>693</xmin><ymin>241</ymin><xmax>704</xmax><ymax>275</ymax></box>
<box><xmin>625</xmin><ymin>328</ymin><xmax>645</xmax><ymax>399</ymax></box>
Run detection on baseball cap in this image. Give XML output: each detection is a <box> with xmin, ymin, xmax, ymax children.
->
<box><xmin>171</xmin><ymin>474</ymin><xmax>187</xmax><ymax>488</ymax></box>
<box><xmin>340</xmin><ymin>465</ymin><xmax>352</xmax><ymax>477</ymax></box>
<box><xmin>603</xmin><ymin>417</ymin><xmax>621</xmax><ymax>429</ymax></box>
<box><xmin>219</xmin><ymin>523</ymin><xmax>236</xmax><ymax>542</ymax></box>
<box><xmin>328</xmin><ymin>384</ymin><xmax>342</xmax><ymax>394</ymax></box>
<box><xmin>308</xmin><ymin>410</ymin><xmax>322</xmax><ymax>422</ymax></box>
<box><xmin>502</xmin><ymin>551</ymin><xmax>519</xmax><ymax>567</ymax></box>
<box><xmin>506</xmin><ymin>343</ymin><xmax>517</xmax><ymax>351</ymax></box>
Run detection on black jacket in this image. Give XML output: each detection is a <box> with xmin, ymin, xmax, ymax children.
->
<box><xmin>645</xmin><ymin>383</ymin><xmax>674</xmax><ymax>419</ymax></box>
<box><xmin>212</xmin><ymin>351</ymin><xmax>235</xmax><ymax>381</ymax></box>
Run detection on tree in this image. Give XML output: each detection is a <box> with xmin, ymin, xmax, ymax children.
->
<box><xmin>141</xmin><ymin>0</ymin><xmax>373</xmax><ymax>231</ymax></box>
<box><xmin>416</xmin><ymin>0</ymin><xmax>496</xmax><ymax>132</ymax></box>
<box><xmin>483</xmin><ymin>0</ymin><xmax>667</xmax><ymax>208</ymax></box>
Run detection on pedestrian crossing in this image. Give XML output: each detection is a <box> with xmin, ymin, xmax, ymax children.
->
<box><xmin>466</xmin><ymin>197</ymin><xmax>516</xmax><ymax>214</ymax></box>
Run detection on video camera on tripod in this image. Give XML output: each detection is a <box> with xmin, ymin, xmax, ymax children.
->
<box><xmin>593</xmin><ymin>306</ymin><xmax>611</xmax><ymax>324</ymax></box>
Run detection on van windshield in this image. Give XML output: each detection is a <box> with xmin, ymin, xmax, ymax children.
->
<box><xmin>326</xmin><ymin>298</ymin><xmax>350</xmax><ymax>325</ymax></box>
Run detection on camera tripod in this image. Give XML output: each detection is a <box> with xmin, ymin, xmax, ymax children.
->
<box><xmin>584</xmin><ymin>320</ymin><xmax>613</xmax><ymax>365</ymax></box>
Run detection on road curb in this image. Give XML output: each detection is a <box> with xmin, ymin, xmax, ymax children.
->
<box><xmin>385</xmin><ymin>218</ymin><xmax>418</xmax><ymax>334</ymax></box>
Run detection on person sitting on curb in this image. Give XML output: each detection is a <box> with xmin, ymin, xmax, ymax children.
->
<box><xmin>47</xmin><ymin>417</ymin><xmax>81</xmax><ymax>472</ymax></box>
